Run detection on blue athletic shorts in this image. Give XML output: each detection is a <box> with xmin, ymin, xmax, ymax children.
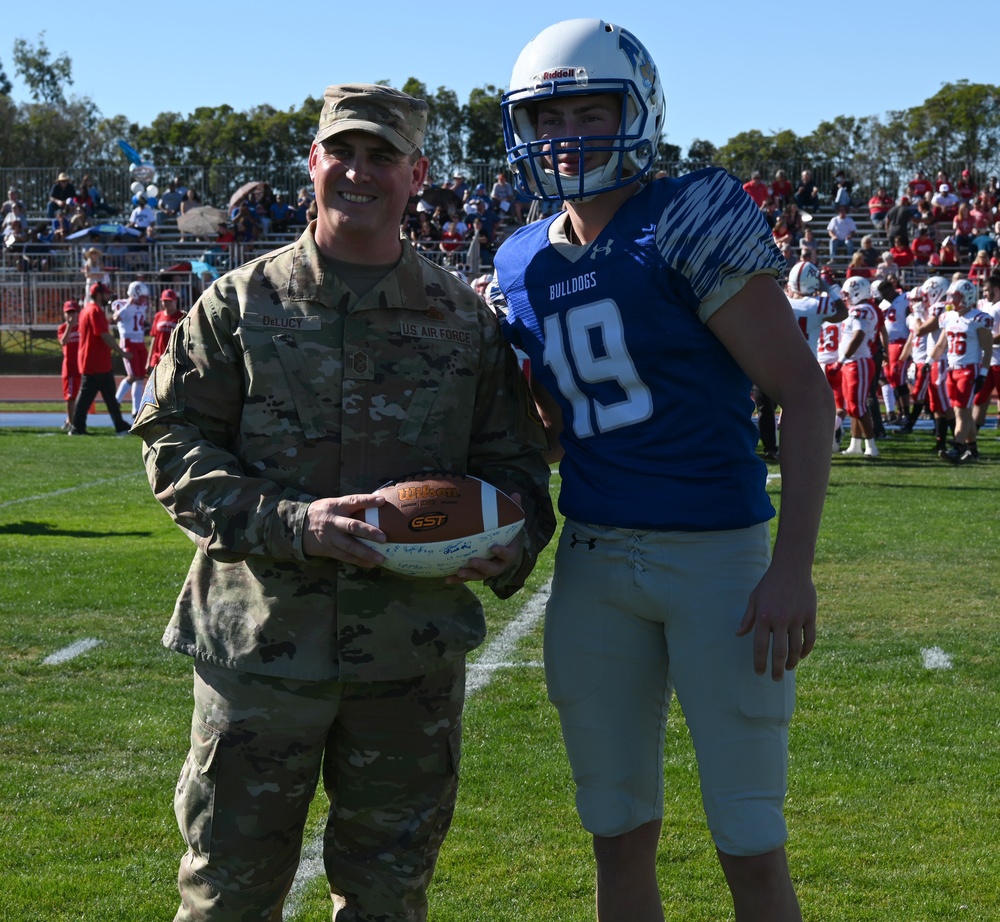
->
<box><xmin>545</xmin><ymin>519</ymin><xmax>793</xmax><ymax>857</ymax></box>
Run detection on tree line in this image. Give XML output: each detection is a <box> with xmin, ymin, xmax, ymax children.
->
<box><xmin>2</xmin><ymin>33</ymin><xmax>999</xmax><ymax>193</ymax></box>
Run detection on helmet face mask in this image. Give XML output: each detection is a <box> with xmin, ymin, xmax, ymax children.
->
<box><xmin>788</xmin><ymin>260</ymin><xmax>822</xmax><ymax>296</ymax></box>
<box><xmin>502</xmin><ymin>19</ymin><xmax>664</xmax><ymax>202</ymax></box>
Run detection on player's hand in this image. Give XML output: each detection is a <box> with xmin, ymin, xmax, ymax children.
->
<box><xmin>828</xmin><ymin>362</ymin><xmax>842</xmax><ymax>374</ymax></box>
<box><xmin>303</xmin><ymin>494</ymin><xmax>387</xmax><ymax>568</ymax></box>
<box><xmin>736</xmin><ymin>562</ymin><xmax>817</xmax><ymax>681</ymax></box>
<box><xmin>974</xmin><ymin>374</ymin><xmax>987</xmax><ymax>394</ymax></box>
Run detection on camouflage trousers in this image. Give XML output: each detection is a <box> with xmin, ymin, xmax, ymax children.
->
<box><xmin>173</xmin><ymin>658</ymin><xmax>465</xmax><ymax>922</ymax></box>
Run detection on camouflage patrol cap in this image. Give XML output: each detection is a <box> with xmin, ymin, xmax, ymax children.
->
<box><xmin>315</xmin><ymin>84</ymin><xmax>428</xmax><ymax>154</ymax></box>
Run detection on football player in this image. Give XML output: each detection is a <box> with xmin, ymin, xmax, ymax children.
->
<box><xmin>112</xmin><ymin>280</ymin><xmax>150</xmax><ymax>416</ymax></box>
<box><xmin>972</xmin><ymin>272</ymin><xmax>1000</xmax><ymax>433</ymax></box>
<box><xmin>491</xmin><ymin>19</ymin><xmax>832</xmax><ymax>922</ymax></box>
<box><xmin>909</xmin><ymin>275</ymin><xmax>956</xmax><ymax>455</ymax></box>
<box><xmin>876</xmin><ymin>276</ymin><xmax>911</xmax><ymax>425</ymax></box>
<box><xmin>928</xmin><ymin>279</ymin><xmax>993</xmax><ymax>462</ymax></box>
<box><xmin>835</xmin><ymin>277</ymin><xmax>882</xmax><ymax>456</ymax></box>
<box><xmin>786</xmin><ymin>260</ymin><xmax>848</xmax><ymax>451</ymax></box>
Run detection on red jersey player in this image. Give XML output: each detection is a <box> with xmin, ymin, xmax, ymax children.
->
<box><xmin>147</xmin><ymin>288</ymin><xmax>186</xmax><ymax>372</ymax></box>
<box><xmin>57</xmin><ymin>299</ymin><xmax>81</xmax><ymax>431</ymax></box>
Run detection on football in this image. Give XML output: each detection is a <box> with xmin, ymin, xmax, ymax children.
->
<box><xmin>355</xmin><ymin>473</ymin><xmax>525</xmax><ymax>578</ymax></box>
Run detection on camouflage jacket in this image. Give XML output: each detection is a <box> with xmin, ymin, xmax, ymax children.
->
<box><xmin>133</xmin><ymin>227</ymin><xmax>554</xmax><ymax>682</ymax></box>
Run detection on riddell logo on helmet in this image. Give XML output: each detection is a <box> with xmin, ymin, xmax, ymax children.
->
<box><xmin>541</xmin><ymin>68</ymin><xmax>576</xmax><ymax>80</ymax></box>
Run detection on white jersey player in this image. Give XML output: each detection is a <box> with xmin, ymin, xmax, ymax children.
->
<box><xmin>929</xmin><ymin>279</ymin><xmax>994</xmax><ymax>462</ymax></box>
<box><xmin>112</xmin><ymin>280</ymin><xmax>150</xmax><ymax>415</ymax></box>
<box><xmin>787</xmin><ymin>261</ymin><xmax>847</xmax><ymax>450</ymax></box>
<box><xmin>972</xmin><ymin>274</ymin><xmax>1000</xmax><ymax>430</ymax></box>
<box><xmin>838</xmin><ymin>277</ymin><xmax>880</xmax><ymax>456</ymax></box>
<box><xmin>907</xmin><ymin>275</ymin><xmax>954</xmax><ymax>454</ymax></box>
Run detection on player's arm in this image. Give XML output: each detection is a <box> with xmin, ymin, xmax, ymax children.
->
<box><xmin>977</xmin><ymin>325</ymin><xmax>993</xmax><ymax>368</ymax></box>
<box><xmin>528</xmin><ymin>369</ymin><xmax>565</xmax><ymax>464</ymax></box>
<box><xmin>898</xmin><ymin>330</ymin><xmax>916</xmax><ymax>364</ymax></box>
<box><xmin>706</xmin><ymin>273</ymin><xmax>832</xmax><ymax>680</ymax></box>
<box><xmin>928</xmin><ymin>331</ymin><xmax>948</xmax><ymax>362</ymax></box>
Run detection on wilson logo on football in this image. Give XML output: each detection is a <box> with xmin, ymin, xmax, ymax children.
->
<box><xmin>408</xmin><ymin>513</ymin><xmax>449</xmax><ymax>531</ymax></box>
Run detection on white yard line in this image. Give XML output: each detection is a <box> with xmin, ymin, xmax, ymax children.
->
<box><xmin>284</xmin><ymin>578</ymin><xmax>551</xmax><ymax>918</ymax></box>
<box><xmin>42</xmin><ymin>638</ymin><xmax>104</xmax><ymax>665</ymax></box>
<box><xmin>0</xmin><ymin>473</ymin><xmax>141</xmax><ymax>511</ymax></box>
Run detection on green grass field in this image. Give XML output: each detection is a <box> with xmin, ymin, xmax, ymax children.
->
<box><xmin>1</xmin><ymin>426</ymin><xmax>998</xmax><ymax>921</ymax></box>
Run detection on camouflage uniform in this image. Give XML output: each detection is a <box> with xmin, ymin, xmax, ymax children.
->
<box><xmin>134</xmin><ymin>225</ymin><xmax>554</xmax><ymax>921</ymax></box>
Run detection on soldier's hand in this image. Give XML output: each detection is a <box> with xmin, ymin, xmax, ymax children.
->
<box><xmin>303</xmin><ymin>495</ymin><xmax>387</xmax><ymax>568</ymax></box>
<box><xmin>445</xmin><ymin>492</ymin><xmax>524</xmax><ymax>585</ymax></box>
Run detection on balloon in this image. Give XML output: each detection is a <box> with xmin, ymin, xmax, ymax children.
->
<box><xmin>130</xmin><ymin>163</ymin><xmax>155</xmax><ymax>184</ymax></box>
<box><xmin>130</xmin><ymin>181</ymin><xmax>143</xmax><ymax>194</ymax></box>
<box><xmin>146</xmin><ymin>184</ymin><xmax>159</xmax><ymax>198</ymax></box>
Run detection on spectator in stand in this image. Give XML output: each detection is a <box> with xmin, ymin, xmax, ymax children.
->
<box><xmin>770</xmin><ymin>169</ymin><xmax>793</xmax><ymax>207</ymax></box>
<box><xmin>934</xmin><ymin>170</ymin><xmax>951</xmax><ymax>193</ymax></box>
<box><xmin>911</xmin><ymin>225</ymin><xmax>936</xmax><ymax>265</ymax></box>
<box><xmin>931</xmin><ymin>184</ymin><xmax>960</xmax><ymax>222</ymax></box>
<box><xmin>937</xmin><ymin>236</ymin><xmax>960</xmax><ymax>268</ymax></box>
<box><xmin>439</xmin><ymin>212</ymin><xmax>466</xmax><ymax>262</ymax></box>
<box><xmin>759</xmin><ymin>197</ymin><xmax>781</xmax><ymax>229</ymax></box>
<box><xmin>795</xmin><ymin>169</ymin><xmax>820</xmax><ymax>210</ymax></box>
<box><xmin>907</xmin><ymin>170</ymin><xmax>933</xmax><ymax>199</ymax></box>
<box><xmin>970</xmin><ymin>196</ymin><xmax>992</xmax><ymax>232</ymax></box>
<box><xmin>885</xmin><ymin>195</ymin><xmax>917</xmax><ymax>245</ymax></box>
<box><xmin>868</xmin><ymin>186</ymin><xmax>894</xmax><ymax>228</ymax></box>
<box><xmin>772</xmin><ymin>216</ymin><xmax>792</xmax><ymax>249</ymax></box>
<box><xmin>969</xmin><ymin>249</ymin><xmax>992</xmax><ymax>283</ymax></box>
<box><xmin>147</xmin><ymin>289</ymin><xmax>186</xmax><ymax>372</ymax></box>
<box><xmin>82</xmin><ymin>246</ymin><xmax>110</xmax><ymax>299</ymax></box>
<box><xmin>57</xmin><ymin>300</ymin><xmax>82</xmax><ymax>432</ymax></box>
<box><xmin>232</xmin><ymin>201</ymin><xmax>260</xmax><ymax>242</ymax></box>
<box><xmin>956</xmin><ymin>169</ymin><xmax>977</xmax><ymax>202</ymax></box>
<box><xmin>69</xmin><ymin>184</ymin><xmax>94</xmax><ymax>217</ymax></box>
<box><xmin>158</xmin><ymin>179</ymin><xmax>185</xmax><ymax>222</ymax></box>
<box><xmin>128</xmin><ymin>196</ymin><xmax>157</xmax><ymax>238</ymax></box>
<box><xmin>48</xmin><ymin>172</ymin><xmax>76</xmax><ymax>218</ymax></box>
<box><xmin>179</xmin><ymin>188</ymin><xmax>201</xmax><ymax>216</ymax></box>
<box><xmin>68</xmin><ymin>282</ymin><xmax>133</xmax><ymax>436</ymax></box>
<box><xmin>742</xmin><ymin>170</ymin><xmax>769</xmax><ymax>207</ymax></box>
<box><xmin>846</xmin><ymin>251</ymin><xmax>874</xmax><ymax>279</ymax></box>
<box><xmin>782</xmin><ymin>202</ymin><xmax>804</xmax><ymax>242</ymax></box>
<box><xmin>890</xmin><ymin>235</ymin><xmax>915</xmax><ymax>268</ymax></box>
<box><xmin>294</xmin><ymin>188</ymin><xmax>313</xmax><ymax>225</ymax></box>
<box><xmin>915</xmin><ymin>198</ymin><xmax>937</xmax><ymax>240</ymax></box>
<box><xmin>952</xmin><ymin>203</ymin><xmax>975</xmax><ymax>256</ymax></box>
<box><xmin>858</xmin><ymin>235</ymin><xmax>879</xmax><ymax>269</ymax></box>
<box><xmin>985</xmin><ymin>176</ymin><xmax>1000</xmax><ymax>208</ymax></box>
<box><xmin>874</xmin><ymin>250</ymin><xmax>900</xmax><ymax>282</ymax></box>
<box><xmin>799</xmin><ymin>227</ymin><xmax>819</xmax><ymax>261</ymax></box>
<box><xmin>268</xmin><ymin>193</ymin><xmax>294</xmax><ymax>234</ymax></box>
<box><xmin>827</xmin><ymin>205</ymin><xmax>857</xmax><ymax>260</ymax></box>
<box><xmin>831</xmin><ymin>170</ymin><xmax>853</xmax><ymax>208</ymax></box>
<box><xmin>215</xmin><ymin>223</ymin><xmax>236</xmax><ymax>250</ymax></box>
<box><xmin>2</xmin><ymin>187</ymin><xmax>24</xmax><ymax>220</ymax></box>
<box><xmin>779</xmin><ymin>243</ymin><xmax>797</xmax><ymax>271</ymax></box>
<box><xmin>68</xmin><ymin>202</ymin><xmax>90</xmax><ymax>234</ymax></box>
<box><xmin>490</xmin><ymin>171</ymin><xmax>516</xmax><ymax>218</ymax></box>
<box><xmin>450</xmin><ymin>172</ymin><xmax>469</xmax><ymax>204</ymax></box>
<box><xmin>50</xmin><ymin>209</ymin><xmax>71</xmax><ymax>242</ymax></box>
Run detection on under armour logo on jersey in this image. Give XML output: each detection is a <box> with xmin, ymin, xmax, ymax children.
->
<box><xmin>590</xmin><ymin>240</ymin><xmax>614</xmax><ymax>260</ymax></box>
<box><xmin>569</xmin><ymin>533</ymin><xmax>597</xmax><ymax>550</ymax></box>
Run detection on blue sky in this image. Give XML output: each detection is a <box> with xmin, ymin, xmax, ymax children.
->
<box><xmin>6</xmin><ymin>1</ymin><xmax>995</xmax><ymax>159</ymax></box>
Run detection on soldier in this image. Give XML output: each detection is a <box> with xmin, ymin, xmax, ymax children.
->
<box><xmin>132</xmin><ymin>84</ymin><xmax>555</xmax><ymax>922</ymax></box>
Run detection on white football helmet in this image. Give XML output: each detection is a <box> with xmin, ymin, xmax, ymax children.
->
<box><xmin>788</xmin><ymin>260</ymin><xmax>822</xmax><ymax>296</ymax></box>
<box><xmin>842</xmin><ymin>276</ymin><xmax>872</xmax><ymax>306</ymax></box>
<box><xmin>127</xmin><ymin>280</ymin><xmax>149</xmax><ymax>301</ymax></box>
<box><xmin>920</xmin><ymin>275</ymin><xmax>949</xmax><ymax>305</ymax></box>
<box><xmin>501</xmin><ymin>19</ymin><xmax>664</xmax><ymax>201</ymax></box>
<box><xmin>947</xmin><ymin>279</ymin><xmax>977</xmax><ymax>313</ymax></box>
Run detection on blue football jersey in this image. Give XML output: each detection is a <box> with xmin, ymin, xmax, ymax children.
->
<box><xmin>492</xmin><ymin>168</ymin><xmax>783</xmax><ymax>531</ymax></box>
